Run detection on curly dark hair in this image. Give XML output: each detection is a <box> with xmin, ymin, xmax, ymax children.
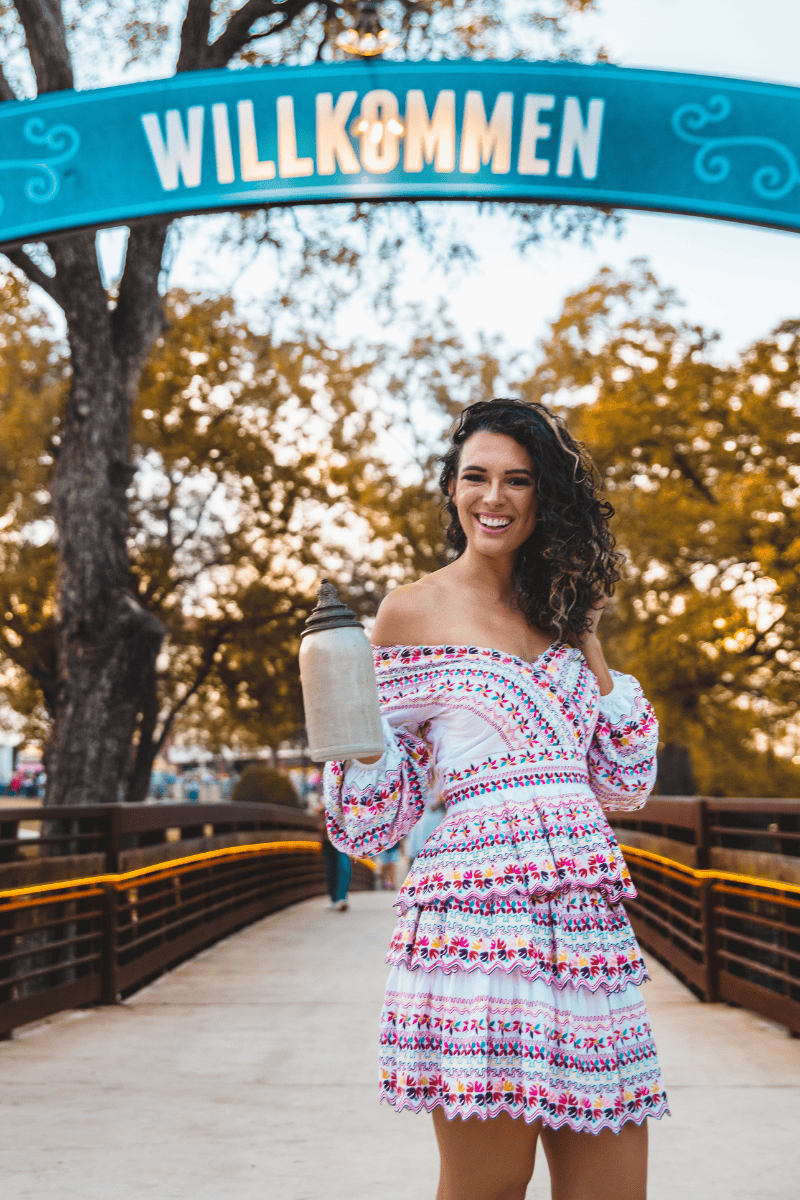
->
<box><xmin>438</xmin><ymin>399</ymin><xmax>622</xmax><ymax>644</ymax></box>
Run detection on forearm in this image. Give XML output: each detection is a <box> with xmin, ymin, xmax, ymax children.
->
<box><xmin>581</xmin><ymin>634</ymin><xmax>614</xmax><ymax>696</ymax></box>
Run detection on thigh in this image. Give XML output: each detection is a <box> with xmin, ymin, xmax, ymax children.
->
<box><xmin>540</xmin><ymin>1119</ymin><xmax>648</xmax><ymax>1200</ymax></box>
<box><xmin>433</xmin><ymin>1108</ymin><xmax>539</xmax><ymax>1200</ymax></box>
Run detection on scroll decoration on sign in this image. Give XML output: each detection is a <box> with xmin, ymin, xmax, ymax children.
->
<box><xmin>0</xmin><ymin>118</ymin><xmax>81</xmax><ymax>214</ymax></box>
<box><xmin>672</xmin><ymin>93</ymin><xmax>800</xmax><ymax>202</ymax></box>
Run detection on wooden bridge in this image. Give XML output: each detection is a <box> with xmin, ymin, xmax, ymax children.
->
<box><xmin>1</xmin><ymin>799</ymin><xmax>799</xmax><ymax>1198</ymax></box>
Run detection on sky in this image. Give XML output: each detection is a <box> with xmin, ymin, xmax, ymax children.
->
<box><xmin>430</xmin><ymin>0</ymin><xmax>800</xmax><ymax>359</ymax></box>
<box><xmin>131</xmin><ymin>0</ymin><xmax>800</xmax><ymax>365</ymax></box>
<box><xmin>385</xmin><ymin>0</ymin><xmax>800</xmax><ymax>361</ymax></box>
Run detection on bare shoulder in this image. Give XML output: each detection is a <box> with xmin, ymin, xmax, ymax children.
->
<box><xmin>372</xmin><ymin>572</ymin><xmax>450</xmax><ymax>647</ymax></box>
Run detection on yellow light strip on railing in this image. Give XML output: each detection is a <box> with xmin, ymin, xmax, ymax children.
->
<box><xmin>0</xmin><ymin>839</ymin><xmax>323</xmax><ymax>902</ymax></box>
<box><xmin>713</xmin><ymin>882</ymin><xmax>800</xmax><ymax>912</ymax></box>
<box><xmin>619</xmin><ymin>843</ymin><xmax>800</xmax><ymax>898</ymax></box>
<box><xmin>0</xmin><ymin>887</ymin><xmax>105</xmax><ymax>914</ymax></box>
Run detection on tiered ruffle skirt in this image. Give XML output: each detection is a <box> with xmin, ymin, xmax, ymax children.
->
<box><xmin>378</xmin><ymin>790</ymin><xmax>669</xmax><ymax>1133</ymax></box>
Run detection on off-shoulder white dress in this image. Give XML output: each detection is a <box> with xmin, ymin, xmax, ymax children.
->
<box><xmin>324</xmin><ymin>643</ymin><xmax>668</xmax><ymax>1133</ymax></box>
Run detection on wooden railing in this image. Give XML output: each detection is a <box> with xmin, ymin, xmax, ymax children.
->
<box><xmin>3</xmin><ymin>797</ymin><xmax>798</xmax><ymax>1039</ymax></box>
<box><xmin>0</xmin><ymin>803</ymin><xmax>374</xmax><ymax>1038</ymax></box>
<box><xmin>611</xmin><ymin>797</ymin><xmax>800</xmax><ymax>1035</ymax></box>
<box><xmin>610</xmin><ymin>796</ymin><xmax>800</xmax><ymax>875</ymax></box>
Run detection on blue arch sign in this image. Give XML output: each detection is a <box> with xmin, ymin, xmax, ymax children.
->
<box><xmin>2</xmin><ymin>59</ymin><xmax>800</xmax><ymax>246</ymax></box>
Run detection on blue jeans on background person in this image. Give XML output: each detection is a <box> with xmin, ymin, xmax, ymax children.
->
<box><xmin>322</xmin><ymin>841</ymin><xmax>351</xmax><ymax>907</ymax></box>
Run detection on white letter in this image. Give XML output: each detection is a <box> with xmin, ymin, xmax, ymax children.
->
<box><xmin>556</xmin><ymin>97</ymin><xmax>605</xmax><ymax>179</ymax></box>
<box><xmin>357</xmin><ymin>90</ymin><xmax>402</xmax><ymax>174</ymax></box>
<box><xmin>212</xmin><ymin>103</ymin><xmax>235</xmax><ymax>184</ymax></box>
<box><xmin>316</xmin><ymin>92</ymin><xmax>360</xmax><ymax>175</ymax></box>
<box><xmin>237</xmin><ymin>100</ymin><xmax>275</xmax><ymax>181</ymax></box>
<box><xmin>277</xmin><ymin>96</ymin><xmax>313</xmax><ymax>178</ymax></box>
<box><xmin>517</xmin><ymin>94</ymin><xmax>554</xmax><ymax>176</ymax></box>
<box><xmin>141</xmin><ymin>107</ymin><xmax>204</xmax><ymax>191</ymax></box>
<box><xmin>459</xmin><ymin>91</ymin><xmax>513</xmax><ymax>174</ymax></box>
<box><xmin>404</xmin><ymin>89</ymin><xmax>455</xmax><ymax>173</ymax></box>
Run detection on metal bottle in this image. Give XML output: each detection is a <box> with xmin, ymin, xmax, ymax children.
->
<box><xmin>299</xmin><ymin>580</ymin><xmax>384</xmax><ymax>762</ymax></box>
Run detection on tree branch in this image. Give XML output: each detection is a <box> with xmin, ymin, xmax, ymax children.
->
<box><xmin>672</xmin><ymin>450</ymin><xmax>717</xmax><ymax>504</ymax></box>
<box><xmin>152</xmin><ymin>627</ymin><xmax>231</xmax><ymax>756</ymax></box>
<box><xmin>0</xmin><ymin>62</ymin><xmax>19</xmax><ymax>101</ymax></box>
<box><xmin>176</xmin><ymin>0</ymin><xmax>214</xmax><ymax>71</ymax></box>
<box><xmin>2</xmin><ymin>247</ymin><xmax>64</xmax><ymax>307</ymax></box>
<box><xmin>745</xmin><ymin>613</ymin><xmax>786</xmax><ymax>658</ymax></box>
<box><xmin>12</xmin><ymin>0</ymin><xmax>74</xmax><ymax>94</ymax></box>
<box><xmin>111</xmin><ymin>221</ymin><xmax>170</xmax><ymax>388</ymax></box>
<box><xmin>148</xmin><ymin>555</ymin><xmax>233</xmax><ymax>606</ymax></box>
<box><xmin>206</xmin><ymin>0</ymin><xmax>309</xmax><ymax>68</ymax></box>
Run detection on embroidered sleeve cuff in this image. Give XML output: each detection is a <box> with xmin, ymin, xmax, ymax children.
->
<box><xmin>598</xmin><ymin>674</ymin><xmax>639</xmax><ymax>725</ymax></box>
<box><xmin>342</xmin><ymin>716</ymin><xmax>397</xmax><ymax>780</ymax></box>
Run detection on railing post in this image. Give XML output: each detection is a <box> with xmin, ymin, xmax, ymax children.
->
<box><xmin>697</xmin><ymin>797</ymin><xmax>711</xmax><ymax>870</ymax></box>
<box><xmin>0</xmin><ymin>818</ymin><xmax>18</xmax><ymax>864</ymax></box>
<box><xmin>106</xmin><ymin>805</ymin><xmax>123</xmax><ymax>873</ymax></box>
<box><xmin>100</xmin><ymin>884</ymin><xmax>120</xmax><ymax>1004</ymax></box>
<box><xmin>699</xmin><ymin>878</ymin><xmax>719</xmax><ymax>1002</ymax></box>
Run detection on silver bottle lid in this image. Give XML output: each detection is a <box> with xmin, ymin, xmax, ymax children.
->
<box><xmin>301</xmin><ymin>579</ymin><xmax>364</xmax><ymax>638</ymax></box>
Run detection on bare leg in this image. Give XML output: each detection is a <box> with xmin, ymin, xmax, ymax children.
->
<box><xmin>540</xmin><ymin>1119</ymin><xmax>648</xmax><ymax>1200</ymax></box>
<box><xmin>432</xmin><ymin>1109</ymin><xmax>539</xmax><ymax>1200</ymax></box>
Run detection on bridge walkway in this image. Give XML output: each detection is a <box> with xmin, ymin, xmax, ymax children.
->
<box><xmin>0</xmin><ymin>891</ymin><xmax>798</xmax><ymax>1199</ymax></box>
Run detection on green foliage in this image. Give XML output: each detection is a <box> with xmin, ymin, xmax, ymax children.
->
<box><xmin>231</xmin><ymin>764</ymin><xmax>300</xmax><ymax>808</ymax></box>
<box><xmin>332</xmin><ymin>263</ymin><xmax>800</xmax><ymax>797</ymax></box>
<box><xmin>0</xmin><ymin>0</ymin><xmax>616</xmax><ymax>809</ymax></box>
<box><xmin>2</xmin><ymin>256</ymin><xmax>798</xmax><ymax>799</ymax></box>
<box><xmin>0</xmin><ymin>281</ymin><xmax>385</xmax><ymax>766</ymax></box>
<box><xmin>127</xmin><ymin>289</ymin><xmax>380</xmax><ymax>758</ymax></box>
<box><xmin>522</xmin><ymin>261</ymin><xmax>800</xmax><ymax>796</ymax></box>
<box><xmin>0</xmin><ymin>272</ymin><xmax>65</xmax><ymax>722</ymax></box>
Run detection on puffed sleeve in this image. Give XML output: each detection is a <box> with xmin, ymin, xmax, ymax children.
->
<box><xmin>587</xmin><ymin>673</ymin><xmax>659</xmax><ymax>812</ymax></box>
<box><xmin>323</xmin><ymin>716</ymin><xmax>433</xmax><ymax>857</ymax></box>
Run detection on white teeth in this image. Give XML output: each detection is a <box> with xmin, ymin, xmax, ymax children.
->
<box><xmin>477</xmin><ymin>515</ymin><xmax>511</xmax><ymax>529</ymax></box>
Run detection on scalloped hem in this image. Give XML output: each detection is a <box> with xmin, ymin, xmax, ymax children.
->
<box><xmin>384</xmin><ymin>951</ymin><xmax>649</xmax><ymax>993</ymax></box>
<box><xmin>394</xmin><ymin>876</ymin><xmax>637</xmax><ymax>914</ymax></box>
<box><xmin>380</xmin><ymin>1092</ymin><xmax>670</xmax><ymax>1133</ymax></box>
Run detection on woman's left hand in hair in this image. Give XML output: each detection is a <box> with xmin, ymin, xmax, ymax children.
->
<box><xmin>583</xmin><ymin>595</ymin><xmax>607</xmax><ymax>641</ymax></box>
<box><xmin>578</xmin><ymin>597</ymin><xmax>614</xmax><ymax>695</ymax></box>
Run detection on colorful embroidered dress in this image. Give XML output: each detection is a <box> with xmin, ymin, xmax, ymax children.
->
<box><xmin>324</xmin><ymin>643</ymin><xmax>669</xmax><ymax>1133</ymax></box>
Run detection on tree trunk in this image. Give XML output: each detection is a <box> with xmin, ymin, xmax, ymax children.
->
<box><xmin>126</xmin><ymin>665</ymin><xmax>162</xmax><ymax>805</ymax></box>
<box><xmin>43</xmin><ymin>231</ymin><xmax>167</xmax><ymax>807</ymax></box>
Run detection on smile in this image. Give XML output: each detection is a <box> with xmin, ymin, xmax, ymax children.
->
<box><xmin>476</xmin><ymin>514</ymin><xmax>512</xmax><ymax>530</ymax></box>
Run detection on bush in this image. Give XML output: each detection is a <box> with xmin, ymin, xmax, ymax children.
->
<box><xmin>231</xmin><ymin>764</ymin><xmax>301</xmax><ymax>808</ymax></box>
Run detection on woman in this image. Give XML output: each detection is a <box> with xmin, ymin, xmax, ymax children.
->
<box><xmin>324</xmin><ymin>400</ymin><xmax>667</xmax><ymax>1200</ymax></box>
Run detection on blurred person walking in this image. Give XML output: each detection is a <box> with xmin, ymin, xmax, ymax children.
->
<box><xmin>315</xmin><ymin>803</ymin><xmax>351</xmax><ymax>912</ymax></box>
<box><xmin>375</xmin><ymin>842</ymin><xmax>402</xmax><ymax>891</ymax></box>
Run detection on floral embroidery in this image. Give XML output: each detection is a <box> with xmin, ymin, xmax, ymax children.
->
<box><xmin>388</xmin><ymin>890</ymin><xmax>647</xmax><ymax>991</ymax></box>
<box><xmin>322</xmin><ymin>645</ymin><xmax>666</xmax><ymax>1132</ymax></box>
<box><xmin>325</xmin><ymin>724</ymin><xmax>431</xmax><ymax>859</ymax></box>
<box><xmin>395</xmin><ymin>794</ymin><xmax>636</xmax><ymax>910</ymax></box>
<box><xmin>380</xmin><ymin>977</ymin><xmax>669</xmax><ymax>1132</ymax></box>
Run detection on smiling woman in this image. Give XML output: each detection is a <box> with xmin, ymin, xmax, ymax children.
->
<box><xmin>324</xmin><ymin>399</ymin><xmax>666</xmax><ymax>1200</ymax></box>
<box><xmin>438</xmin><ymin>400</ymin><xmax>622</xmax><ymax>649</ymax></box>
<box><xmin>451</xmin><ymin>431</ymin><xmax>538</xmax><ymax>541</ymax></box>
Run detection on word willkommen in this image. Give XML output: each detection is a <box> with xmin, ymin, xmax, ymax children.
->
<box><xmin>141</xmin><ymin>88</ymin><xmax>606</xmax><ymax>190</ymax></box>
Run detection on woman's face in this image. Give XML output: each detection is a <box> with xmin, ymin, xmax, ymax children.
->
<box><xmin>450</xmin><ymin>430</ymin><xmax>538</xmax><ymax>558</ymax></box>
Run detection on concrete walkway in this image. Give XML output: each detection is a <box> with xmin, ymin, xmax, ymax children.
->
<box><xmin>1</xmin><ymin>891</ymin><xmax>798</xmax><ymax>1200</ymax></box>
